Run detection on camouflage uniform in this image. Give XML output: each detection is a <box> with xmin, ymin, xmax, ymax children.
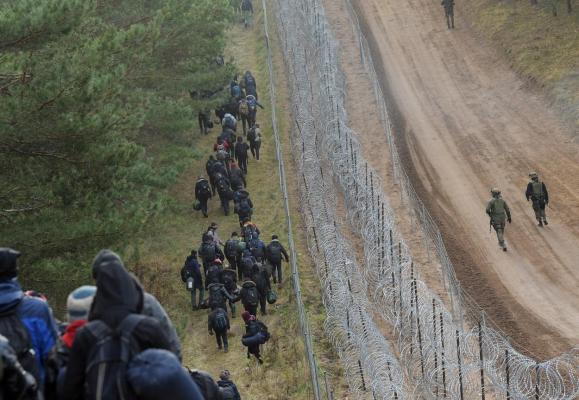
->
<box><xmin>486</xmin><ymin>189</ymin><xmax>511</xmax><ymax>251</ymax></box>
<box><xmin>525</xmin><ymin>173</ymin><xmax>549</xmax><ymax>226</ymax></box>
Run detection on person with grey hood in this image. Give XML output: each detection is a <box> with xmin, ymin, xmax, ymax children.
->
<box><xmin>61</xmin><ymin>250</ymin><xmax>172</xmax><ymax>400</ymax></box>
<box><xmin>88</xmin><ymin>250</ymin><xmax>182</xmax><ymax>360</ymax></box>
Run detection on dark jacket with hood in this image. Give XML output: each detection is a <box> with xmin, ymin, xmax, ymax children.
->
<box><xmin>181</xmin><ymin>255</ymin><xmax>203</xmax><ymax>289</ymax></box>
<box><xmin>61</xmin><ymin>252</ymin><xmax>171</xmax><ymax>400</ymax></box>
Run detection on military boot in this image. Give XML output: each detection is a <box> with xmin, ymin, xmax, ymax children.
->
<box><xmin>538</xmin><ymin>219</ymin><xmax>543</xmax><ymax>227</ymax></box>
<box><xmin>543</xmin><ymin>218</ymin><xmax>548</xmax><ymax>226</ymax></box>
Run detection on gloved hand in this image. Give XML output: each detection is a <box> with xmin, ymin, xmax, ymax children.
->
<box><xmin>508</xmin><ymin>217</ymin><xmax>512</xmax><ymax>224</ymax></box>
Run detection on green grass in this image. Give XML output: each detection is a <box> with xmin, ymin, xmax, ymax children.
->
<box><xmin>463</xmin><ymin>0</ymin><xmax>579</xmax><ymax>130</ymax></box>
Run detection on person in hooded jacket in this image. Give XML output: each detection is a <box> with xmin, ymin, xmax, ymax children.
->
<box><xmin>61</xmin><ymin>250</ymin><xmax>172</xmax><ymax>400</ymax></box>
<box><xmin>180</xmin><ymin>251</ymin><xmax>204</xmax><ymax>310</ymax></box>
<box><xmin>241</xmin><ymin>311</ymin><xmax>263</xmax><ymax>364</ymax></box>
<box><xmin>229</xmin><ymin>163</ymin><xmax>246</xmax><ymax>191</ymax></box>
<box><xmin>252</xmin><ymin>263</ymin><xmax>271</xmax><ymax>316</ymax></box>
<box><xmin>265</xmin><ymin>235</ymin><xmax>290</xmax><ymax>285</ymax></box>
<box><xmin>0</xmin><ymin>248</ymin><xmax>58</xmax><ymax>394</ymax></box>
<box><xmin>195</xmin><ymin>176</ymin><xmax>212</xmax><ymax>218</ymax></box>
<box><xmin>233</xmin><ymin>189</ymin><xmax>253</xmax><ymax>224</ymax></box>
<box><xmin>234</xmin><ymin>136</ymin><xmax>250</xmax><ymax>174</ymax></box>
<box><xmin>217</xmin><ymin>370</ymin><xmax>241</xmax><ymax>400</ymax></box>
<box><xmin>208</xmin><ymin>308</ymin><xmax>230</xmax><ymax>352</ymax></box>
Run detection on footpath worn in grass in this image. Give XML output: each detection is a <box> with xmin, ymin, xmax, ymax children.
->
<box><xmin>131</xmin><ymin>3</ymin><xmax>347</xmax><ymax>398</ymax></box>
<box><xmin>462</xmin><ymin>0</ymin><xmax>579</xmax><ymax>131</ymax></box>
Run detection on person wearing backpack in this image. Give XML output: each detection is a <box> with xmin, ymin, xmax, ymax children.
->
<box><xmin>249</xmin><ymin>238</ymin><xmax>266</xmax><ymax>263</ymax></box>
<box><xmin>239</xmin><ymin>249</ymin><xmax>257</xmax><ymax>280</ymax></box>
<box><xmin>486</xmin><ymin>188</ymin><xmax>512</xmax><ymax>252</ymax></box>
<box><xmin>214</xmin><ymin>173</ymin><xmax>233</xmax><ymax>216</ymax></box>
<box><xmin>252</xmin><ymin>263</ymin><xmax>271</xmax><ymax>316</ymax></box>
<box><xmin>181</xmin><ymin>251</ymin><xmax>204</xmax><ymax>310</ymax></box>
<box><xmin>224</xmin><ymin>232</ymin><xmax>242</xmax><ymax>277</ymax></box>
<box><xmin>239</xmin><ymin>279</ymin><xmax>260</xmax><ymax>316</ymax></box>
<box><xmin>266</xmin><ymin>235</ymin><xmax>290</xmax><ymax>285</ymax></box>
<box><xmin>234</xmin><ymin>189</ymin><xmax>254</xmax><ymax>224</ymax></box>
<box><xmin>243</xmin><ymin>71</ymin><xmax>257</xmax><ymax>100</ymax></box>
<box><xmin>195</xmin><ymin>176</ymin><xmax>213</xmax><ymax>218</ymax></box>
<box><xmin>61</xmin><ymin>252</ymin><xmax>171</xmax><ymax>400</ymax></box>
<box><xmin>525</xmin><ymin>172</ymin><xmax>549</xmax><ymax>227</ymax></box>
<box><xmin>221</xmin><ymin>268</ymin><xmax>239</xmax><ymax>318</ymax></box>
<box><xmin>205</xmin><ymin>259</ymin><xmax>224</xmax><ymax>289</ymax></box>
<box><xmin>234</xmin><ymin>136</ymin><xmax>250</xmax><ymax>174</ymax></box>
<box><xmin>222</xmin><ymin>113</ymin><xmax>237</xmax><ymax>132</ymax></box>
<box><xmin>0</xmin><ymin>248</ymin><xmax>58</xmax><ymax>396</ymax></box>
<box><xmin>237</xmin><ymin>98</ymin><xmax>250</xmax><ymax>135</ymax></box>
<box><xmin>241</xmin><ymin>312</ymin><xmax>268</xmax><ymax>364</ymax></box>
<box><xmin>229</xmin><ymin>163</ymin><xmax>247</xmax><ymax>191</ymax></box>
<box><xmin>208</xmin><ymin>308</ymin><xmax>230</xmax><ymax>352</ymax></box>
<box><xmin>188</xmin><ymin>369</ymin><xmax>222</xmax><ymax>400</ymax></box>
<box><xmin>217</xmin><ymin>370</ymin><xmax>241</xmax><ymax>400</ymax></box>
<box><xmin>247</xmin><ymin>124</ymin><xmax>262</xmax><ymax>160</ymax></box>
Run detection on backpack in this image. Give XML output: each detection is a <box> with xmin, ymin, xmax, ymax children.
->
<box><xmin>0</xmin><ymin>302</ymin><xmax>39</xmax><ymax>383</ymax></box>
<box><xmin>250</xmin><ymin>240</ymin><xmax>264</xmax><ymax>260</ymax></box>
<box><xmin>219</xmin><ymin>384</ymin><xmax>236</xmax><ymax>400</ymax></box>
<box><xmin>222</xmin><ymin>269</ymin><xmax>237</xmax><ymax>292</ymax></box>
<box><xmin>238</xmin><ymin>100</ymin><xmax>249</xmax><ymax>116</ymax></box>
<box><xmin>201</xmin><ymin>243</ymin><xmax>217</xmax><ymax>263</ymax></box>
<box><xmin>491</xmin><ymin>198</ymin><xmax>505</xmax><ymax>216</ymax></box>
<box><xmin>231</xmin><ymin>85</ymin><xmax>241</xmax><ymax>99</ymax></box>
<box><xmin>213</xmin><ymin>309</ymin><xmax>228</xmax><ymax>332</ymax></box>
<box><xmin>245</xmin><ymin>75</ymin><xmax>255</xmax><ymax>88</ymax></box>
<box><xmin>208</xmin><ymin>284</ymin><xmax>225</xmax><ymax>309</ymax></box>
<box><xmin>216</xmin><ymin>177</ymin><xmax>229</xmax><ymax>194</ymax></box>
<box><xmin>242</xmin><ymin>224</ymin><xmax>258</xmax><ymax>242</ymax></box>
<box><xmin>198</xmin><ymin>180</ymin><xmax>211</xmax><ymax>198</ymax></box>
<box><xmin>224</xmin><ymin>239</ymin><xmax>239</xmax><ymax>259</ymax></box>
<box><xmin>531</xmin><ymin>181</ymin><xmax>544</xmax><ymax>200</ymax></box>
<box><xmin>85</xmin><ymin>314</ymin><xmax>147</xmax><ymax>400</ymax></box>
<box><xmin>247</xmin><ymin>129</ymin><xmax>256</xmax><ymax>142</ymax></box>
<box><xmin>206</xmin><ymin>265</ymin><xmax>221</xmax><ymax>287</ymax></box>
<box><xmin>238</xmin><ymin>199</ymin><xmax>251</xmax><ymax>217</ymax></box>
<box><xmin>241</xmin><ymin>281</ymin><xmax>259</xmax><ymax>306</ymax></box>
<box><xmin>268</xmin><ymin>242</ymin><xmax>283</xmax><ymax>263</ymax></box>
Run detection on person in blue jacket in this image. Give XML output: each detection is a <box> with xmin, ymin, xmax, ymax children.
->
<box><xmin>0</xmin><ymin>248</ymin><xmax>58</xmax><ymax>393</ymax></box>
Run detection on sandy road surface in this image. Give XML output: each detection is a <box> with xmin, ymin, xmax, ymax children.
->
<box><xmin>346</xmin><ymin>0</ymin><xmax>579</xmax><ymax>357</ymax></box>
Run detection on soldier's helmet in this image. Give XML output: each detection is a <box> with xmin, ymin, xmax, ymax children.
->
<box><xmin>529</xmin><ymin>172</ymin><xmax>538</xmax><ymax>180</ymax></box>
<box><xmin>490</xmin><ymin>188</ymin><xmax>501</xmax><ymax>196</ymax></box>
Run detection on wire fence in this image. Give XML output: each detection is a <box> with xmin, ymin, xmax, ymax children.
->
<box><xmin>272</xmin><ymin>0</ymin><xmax>579</xmax><ymax>398</ymax></box>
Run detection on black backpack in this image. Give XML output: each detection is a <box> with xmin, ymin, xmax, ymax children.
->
<box><xmin>250</xmin><ymin>240</ymin><xmax>264</xmax><ymax>260</ymax></box>
<box><xmin>219</xmin><ymin>383</ymin><xmax>236</xmax><ymax>400</ymax></box>
<box><xmin>206</xmin><ymin>265</ymin><xmax>221</xmax><ymax>287</ymax></box>
<box><xmin>241</xmin><ymin>254</ymin><xmax>255</xmax><ymax>277</ymax></box>
<box><xmin>208</xmin><ymin>284</ymin><xmax>225</xmax><ymax>309</ymax></box>
<box><xmin>241</xmin><ymin>281</ymin><xmax>259</xmax><ymax>307</ymax></box>
<box><xmin>213</xmin><ymin>309</ymin><xmax>228</xmax><ymax>332</ymax></box>
<box><xmin>222</xmin><ymin>269</ymin><xmax>237</xmax><ymax>292</ymax></box>
<box><xmin>0</xmin><ymin>303</ymin><xmax>39</xmax><ymax>384</ymax></box>
<box><xmin>256</xmin><ymin>321</ymin><xmax>270</xmax><ymax>343</ymax></box>
<box><xmin>267</xmin><ymin>242</ymin><xmax>283</xmax><ymax>263</ymax></box>
<box><xmin>238</xmin><ymin>199</ymin><xmax>251</xmax><ymax>216</ymax></box>
<box><xmin>85</xmin><ymin>314</ymin><xmax>147</xmax><ymax>400</ymax></box>
<box><xmin>224</xmin><ymin>239</ymin><xmax>239</xmax><ymax>259</ymax></box>
<box><xmin>198</xmin><ymin>180</ymin><xmax>211</xmax><ymax>198</ymax></box>
<box><xmin>216</xmin><ymin>177</ymin><xmax>229</xmax><ymax>195</ymax></box>
<box><xmin>241</xmin><ymin>224</ymin><xmax>258</xmax><ymax>242</ymax></box>
<box><xmin>201</xmin><ymin>243</ymin><xmax>217</xmax><ymax>264</ymax></box>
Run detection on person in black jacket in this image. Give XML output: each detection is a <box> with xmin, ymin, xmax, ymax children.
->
<box><xmin>195</xmin><ymin>176</ymin><xmax>212</xmax><ymax>218</ymax></box>
<box><xmin>217</xmin><ymin>370</ymin><xmax>241</xmax><ymax>400</ymax></box>
<box><xmin>229</xmin><ymin>163</ymin><xmax>247</xmax><ymax>191</ymax></box>
<box><xmin>180</xmin><ymin>251</ymin><xmax>204</xmax><ymax>310</ymax></box>
<box><xmin>208</xmin><ymin>308</ymin><xmax>230</xmax><ymax>352</ymax></box>
<box><xmin>234</xmin><ymin>136</ymin><xmax>250</xmax><ymax>174</ymax></box>
<box><xmin>61</xmin><ymin>251</ymin><xmax>171</xmax><ymax>400</ymax></box>
<box><xmin>252</xmin><ymin>263</ymin><xmax>271</xmax><ymax>316</ymax></box>
<box><xmin>265</xmin><ymin>235</ymin><xmax>290</xmax><ymax>285</ymax></box>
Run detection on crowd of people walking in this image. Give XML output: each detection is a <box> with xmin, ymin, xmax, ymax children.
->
<box><xmin>0</xmin><ymin>65</ymin><xmax>284</xmax><ymax>398</ymax></box>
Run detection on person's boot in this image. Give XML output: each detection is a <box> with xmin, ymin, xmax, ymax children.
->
<box><xmin>543</xmin><ymin>218</ymin><xmax>548</xmax><ymax>225</ymax></box>
<box><xmin>538</xmin><ymin>219</ymin><xmax>543</xmax><ymax>227</ymax></box>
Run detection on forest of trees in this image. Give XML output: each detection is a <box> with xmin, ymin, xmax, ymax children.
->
<box><xmin>0</xmin><ymin>0</ymin><xmax>234</xmax><ymax>271</ymax></box>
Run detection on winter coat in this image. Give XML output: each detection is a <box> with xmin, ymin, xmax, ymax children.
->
<box><xmin>61</xmin><ymin>252</ymin><xmax>171</xmax><ymax>400</ymax></box>
<box><xmin>266</xmin><ymin>239</ymin><xmax>290</xmax><ymax>263</ymax></box>
<box><xmin>181</xmin><ymin>256</ymin><xmax>203</xmax><ymax>289</ymax></box>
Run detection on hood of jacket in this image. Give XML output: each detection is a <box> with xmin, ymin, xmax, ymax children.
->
<box><xmin>89</xmin><ymin>250</ymin><xmax>144</xmax><ymax>327</ymax></box>
<box><xmin>0</xmin><ymin>279</ymin><xmax>23</xmax><ymax>316</ymax></box>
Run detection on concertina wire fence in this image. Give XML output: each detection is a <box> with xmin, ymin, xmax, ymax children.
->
<box><xmin>270</xmin><ymin>0</ymin><xmax>579</xmax><ymax>398</ymax></box>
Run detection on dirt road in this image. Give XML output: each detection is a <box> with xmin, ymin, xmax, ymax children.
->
<box><xmin>346</xmin><ymin>0</ymin><xmax>579</xmax><ymax>357</ymax></box>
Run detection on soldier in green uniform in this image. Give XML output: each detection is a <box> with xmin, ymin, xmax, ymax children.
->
<box><xmin>525</xmin><ymin>172</ymin><xmax>549</xmax><ymax>227</ymax></box>
<box><xmin>486</xmin><ymin>188</ymin><xmax>512</xmax><ymax>251</ymax></box>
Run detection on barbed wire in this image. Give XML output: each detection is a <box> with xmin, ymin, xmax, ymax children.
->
<box><xmin>272</xmin><ymin>0</ymin><xmax>579</xmax><ymax>398</ymax></box>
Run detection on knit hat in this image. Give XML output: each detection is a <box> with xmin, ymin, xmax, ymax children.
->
<box><xmin>67</xmin><ymin>285</ymin><xmax>97</xmax><ymax>322</ymax></box>
<box><xmin>271</xmin><ymin>235</ymin><xmax>278</xmax><ymax>240</ymax></box>
<box><xmin>241</xmin><ymin>311</ymin><xmax>251</xmax><ymax>322</ymax></box>
<box><xmin>0</xmin><ymin>248</ymin><xmax>20</xmax><ymax>280</ymax></box>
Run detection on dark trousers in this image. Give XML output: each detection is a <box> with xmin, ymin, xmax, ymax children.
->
<box><xmin>198</xmin><ymin>113</ymin><xmax>210</xmax><ymax>135</ymax></box>
<box><xmin>244</xmin><ymin>303</ymin><xmax>257</xmax><ymax>316</ymax></box>
<box><xmin>191</xmin><ymin>287</ymin><xmax>204</xmax><ymax>309</ymax></box>
<box><xmin>271</xmin><ymin>261</ymin><xmax>282</xmax><ymax>283</ymax></box>
<box><xmin>240</xmin><ymin>115</ymin><xmax>249</xmax><ymax>135</ymax></box>
<box><xmin>215</xmin><ymin>330</ymin><xmax>228</xmax><ymax>350</ymax></box>
<box><xmin>254</xmin><ymin>141</ymin><xmax>261</xmax><ymax>160</ymax></box>
<box><xmin>219</xmin><ymin>193</ymin><xmax>230</xmax><ymax>215</ymax></box>
<box><xmin>238</xmin><ymin>156</ymin><xmax>248</xmax><ymax>173</ymax></box>
<box><xmin>259</xmin><ymin>293</ymin><xmax>267</xmax><ymax>315</ymax></box>
<box><xmin>199</xmin><ymin>197</ymin><xmax>209</xmax><ymax>217</ymax></box>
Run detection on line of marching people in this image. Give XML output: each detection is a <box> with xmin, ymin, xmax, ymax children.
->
<box><xmin>185</xmin><ymin>71</ymin><xmax>290</xmax><ymax>368</ymax></box>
